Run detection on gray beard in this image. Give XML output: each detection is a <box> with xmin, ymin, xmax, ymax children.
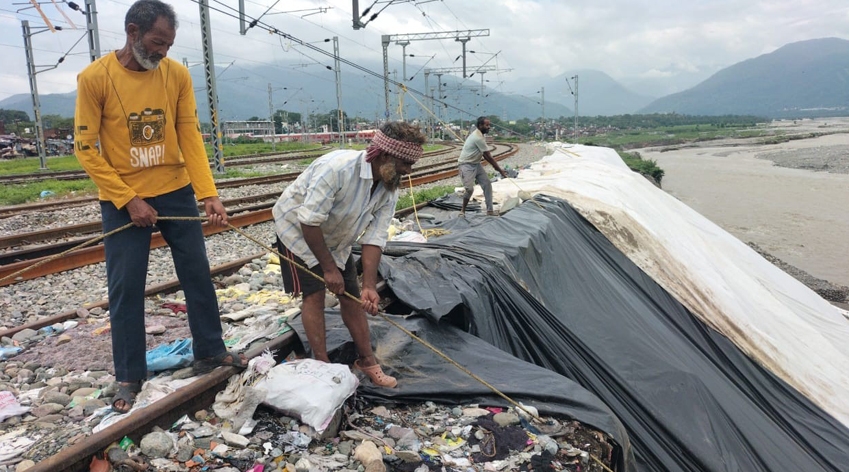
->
<box><xmin>132</xmin><ymin>40</ymin><xmax>161</xmax><ymax>70</ymax></box>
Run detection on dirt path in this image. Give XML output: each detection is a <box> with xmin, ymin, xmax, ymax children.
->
<box><xmin>636</xmin><ymin>119</ymin><xmax>849</xmax><ymax>288</ymax></box>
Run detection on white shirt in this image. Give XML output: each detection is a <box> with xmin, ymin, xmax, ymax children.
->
<box><xmin>272</xmin><ymin>150</ymin><xmax>398</xmax><ymax>268</ymax></box>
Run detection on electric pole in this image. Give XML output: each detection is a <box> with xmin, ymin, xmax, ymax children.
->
<box><xmin>84</xmin><ymin>0</ymin><xmax>100</xmax><ymax>62</ymax></box>
<box><xmin>540</xmin><ymin>87</ymin><xmax>545</xmax><ymax>141</ymax></box>
<box><xmin>566</xmin><ymin>75</ymin><xmax>579</xmax><ymax>143</ymax></box>
<box><xmin>22</xmin><ymin>20</ymin><xmax>54</xmax><ymax>171</ymax></box>
<box><xmin>333</xmin><ymin>36</ymin><xmax>344</xmax><ymax>147</ymax></box>
<box><xmin>381</xmin><ymin>30</ymin><xmax>489</xmax><ymax>120</ymax></box>
<box><xmin>268</xmin><ymin>83</ymin><xmax>276</xmax><ymax>152</ymax></box>
<box><xmin>199</xmin><ymin>0</ymin><xmax>224</xmax><ymax>173</ymax></box>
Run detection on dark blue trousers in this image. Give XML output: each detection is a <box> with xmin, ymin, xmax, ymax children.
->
<box><xmin>101</xmin><ymin>184</ymin><xmax>225</xmax><ymax>382</ymax></box>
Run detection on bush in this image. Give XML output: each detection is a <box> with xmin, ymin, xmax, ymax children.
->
<box><xmin>619</xmin><ymin>151</ymin><xmax>665</xmax><ymax>185</ymax></box>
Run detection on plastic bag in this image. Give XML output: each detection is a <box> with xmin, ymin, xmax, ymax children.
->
<box><xmin>0</xmin><ymin>391</ymin><xmax>30</xmax><ymax>422</ymax></box>
<box><xmin>256</xmin><ymin>359</ymin><xmax>358</xmax><ymax>433</ymax></box>
<box><xmin>145</xmin><ymin>338</ymin><xmax>193</xmax><ymax>372</ymax></box>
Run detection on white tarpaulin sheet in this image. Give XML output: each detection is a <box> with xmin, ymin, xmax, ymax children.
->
<box><xmin>480</xmin><ymin>143</ymin><xmax>849</xmax><ymax>427</ymax></box>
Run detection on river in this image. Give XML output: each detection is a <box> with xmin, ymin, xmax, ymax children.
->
<box><xmin>636</xmin><ymin>118</ymin><xmax>849</xmax><ymax>288</ymax></box>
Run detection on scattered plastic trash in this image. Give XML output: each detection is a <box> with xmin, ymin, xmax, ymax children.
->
<box><xmin>0</xmin><ymin>346</ymin><xmax>22</xmax><ymax>360</ymax></box>
<box><xmin>392</xmin><ymin>231</ymin><xmax>428</xmax><ymax>243</ymax></box>
<box><xmin>0</xmin><ymin>391</ymin><xmax>30</xmax><ymax>422</ymax></box>
<box><xmin>39</xmin><ymin>190</ymin><xmax>55</xmax><ymax>198</ymax></box>
<box><xmin>145</xmin><ymin>338</ymin><xmax>194</xmax><ymax>372</ymax></box>
<box><xmin>68</xmin><ymin>389</ymin><xmax>102</xmax><ymax>408</ymax></box>
<box><xmin>119</xmin><ymin>436</ymin><xmax>135</xmax><ymax>450</ymax></box>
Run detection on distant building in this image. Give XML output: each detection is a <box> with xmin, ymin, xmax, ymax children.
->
<box><xmin>222</xmin><ymin>120</ymin><xmax>274</xmax><ymax>139</ymax></box>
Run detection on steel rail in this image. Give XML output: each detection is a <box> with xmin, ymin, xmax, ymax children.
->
<box><xmin>0</xmin><ymin>192</ymin><xmax>283</xmax><ymax>251</ymax></box>
<box><xmin>3</xmin><ymin>144</ymin><xmax>514</xmax><ymax>469</ymax></box>
<box><xmin>0</xmin><ymin>145</ymin><xmax>456</xmax><ymax>218</ymax></box>
<box><xmin>27</xmin><ymin>332</ymin><xmax>298</xmax><ymax>472</ymax></box>
<box><xmin>0</xmin><ymin>147</ymin><xmax>333</xmax><ymax>186</ymax></box>
<box><xmin>0</xmin><ymin>144</ymin><xmax>471</xmax><ymax>251</ymax></box>
<box><xmin>0</xmin><ymin>210</ymin><xmax>271</xmax><ymax>287</ymax></box>
<box><xmin>0</xmin><ymin>253</ymin><xmax>262</xmax><ymax>339</ymax></box>
<box><xmin>0</xmin><ymin>144</ymin><xmax>512</xmax><ymax>286</ymax></box>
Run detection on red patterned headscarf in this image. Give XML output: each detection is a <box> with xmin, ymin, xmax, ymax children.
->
<box><xmin>365</xmin><ymin>129</ymin><xmax>424</xmax><ymax>164</ymax></box>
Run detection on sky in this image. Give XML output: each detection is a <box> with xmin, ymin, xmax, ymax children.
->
<box><xmin>1</xmin><ymin>0</ymin><xmax>848</xmax><ymax>107</ymax></box>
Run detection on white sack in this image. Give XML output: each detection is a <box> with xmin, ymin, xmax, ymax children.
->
<box><xmin>256</xmin><ymin>359</ymin><xmax>358</xmax><ymax>432</ymax></box>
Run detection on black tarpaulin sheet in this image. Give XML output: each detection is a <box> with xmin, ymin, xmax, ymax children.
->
<box><xmin>375</xmin><ymin>195</ymin><xmax>849</xmax><ymax>472</ymax></box>
<box><xmin>288</xmin><ymin>312</ymin><xmax>636</xmax><ymax>471</ymax></box>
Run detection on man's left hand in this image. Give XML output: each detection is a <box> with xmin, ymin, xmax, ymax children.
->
<box><xmin>203</xmin><ymin>197</ymin><xmax>229</xmax><ymax>227</ymax></box>
<box><xmin>361</xmin><ymin>287</ymin><xmax>380</xmax><ymax>315</ymax></box>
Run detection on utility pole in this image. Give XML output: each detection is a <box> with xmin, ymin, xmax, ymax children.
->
<box><xmin>540</xmin><ymin>86</ymin><xmax>545</xmax><ymax>141</ymax></box>
<box><xmin>566</xmin><ymin>74</ymin><xmax>579</xmax><ymax>143</ymax></box>
<box><xmin>424</xmin><ymin>70</ymin><xmax>430</xmax><ymax>137</ymax></box>
<box><xmin>381</xmin><ymin>35</ymin><xmax>390</xmax><ymax>122</ymax></box>
<box><xmin>333</xmin><ymin>36</ymin><xmax>344</xmax><ymax>147</ymax></box>
<box><xmin>478</xmin><ymin>71</ymin><xmax>486</xmax><ymax>114</ymax></box>
<box><xmin>397</xmin><ymin>40</ymin><xmax>409</xmax><ymax>122</ymax></box>
<box><xmin>381</xmin><ymin>30</ymin><xmax>489</xmax><ymax>120</ymax></box>
<box><xmin>456</xmin><ymin>37</ymin><xmax>470</xmax><ymax>77</ymax></box>
<box><xmin>22</xmin><ymin>20</ymin><xmax>55</xmax><ymax>171</ymax></box>
<box><xmin>84</xmin><ymin>0</ymin><xmax>100</xmax><ymax>62</ymax></box>
<box><xmin>267</xmin><ymin>83</ymin><xmax>276</xmax><ymax>152</ymax></box>
<box><xmin>435</xmin><ymin>73</ymin><xmax>444</xmax><ymax>131</ymax></box>
<box><xmin>199</xmin><ymin>0</ymin><xmax>224</xmax><ymax>173</ymax></box>
<box><xmin>574</xmin><ymin>75</ymin><xmax>579</xmax><ymax>143</ymax></box>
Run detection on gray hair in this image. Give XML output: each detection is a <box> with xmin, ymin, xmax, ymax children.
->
<box><xmin>125</xmin><ymin>0</ymin><xmax>178</xmax><ymax>36</ymax></box>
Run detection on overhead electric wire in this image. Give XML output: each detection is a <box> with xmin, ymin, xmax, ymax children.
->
<box><xmin>186</xmin><ymin>0</ymin><xmax>492</xmax><ymax>124</ymax></box>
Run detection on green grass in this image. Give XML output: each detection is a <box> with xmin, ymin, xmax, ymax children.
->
<box><xmin>585</xmin><ymin>124</ymin><xmax>774</xmax><ymax>149</ymax></box>
<box><xmin>0</xmin><ymin>155</ymin><xmax>82</xmax><ymax>175</ymax></box>
<box><xmin>396</xmin><ymin>185</ymin><xmax>455</xmax><ymax>211</ymax></box>
<box><xmin>0</xmin><ymin>179</ymin><xmax>99</xmax><ymax>206</ymax></box>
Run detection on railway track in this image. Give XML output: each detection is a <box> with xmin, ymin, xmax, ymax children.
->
<box><xmin>0</xmin><ymin>144</ymin><xmax>510</xmax><ymax>272</ymax></box>
<box><xmin>0</xmin><ymin>144</ymin><xmax>458</xmax><ymax>219</ymax></box>
<box><xmin>0</xmin><ymin>146</ymin><xmax>332</xmax><ymax>186</ymax></box>
<box><xmin>0</xmin><ymin>143</ymin><xmax>520</xmax><ymax>472</ymax></box>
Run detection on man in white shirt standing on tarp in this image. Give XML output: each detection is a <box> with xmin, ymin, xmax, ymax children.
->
<box><xmin>458</xmin><ymin>116</ymin><xmax>508</xmax><ymax>216</ymax></box>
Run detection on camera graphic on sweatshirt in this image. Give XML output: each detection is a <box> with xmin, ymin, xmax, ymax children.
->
<box><xmin>128</xmin><ymin>108</ymin><xmax>166</xmax><ymax>146</ymax></box>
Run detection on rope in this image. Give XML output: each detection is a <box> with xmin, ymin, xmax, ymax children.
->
<box><xmin>405</xmin><ymin>174</ymin><xmax>449</xmax><ymax>240</ymax></box>
<box><xmin>0</xmin><ymin>221</ymin><xmax>134</xmax><ymax>286</ymax></box>
<box><xmin>3</xmin><ymin>214</ymin><xmax>616</xmax><ymax>470</ymax></box>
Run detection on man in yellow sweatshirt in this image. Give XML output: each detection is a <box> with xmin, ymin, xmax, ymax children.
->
<box><xmin>74</xmin><ymin>0</ymin><xmax>245</xmax><ymax>414</ymax></box>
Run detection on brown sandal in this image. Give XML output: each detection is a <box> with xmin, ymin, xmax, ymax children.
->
<box><xmin>354</xmin><ymin>359</ymin><xmax>397</xmax><ymax>388</ymax></box>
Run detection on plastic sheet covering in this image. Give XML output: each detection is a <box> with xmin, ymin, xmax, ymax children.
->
<box><xmin>374</xmin><ymin>196</ymin><xmax>849</xmax><ymax>471</ymax></box>
<box><xmin>485</xmin><ymin>144</ymin><xmax>849</xmax><ymax>427</ymax></box>
<box><xmin>288</xmin><ymin>313</ymin><xmax>637</xmax><ymax>472</ymax></box>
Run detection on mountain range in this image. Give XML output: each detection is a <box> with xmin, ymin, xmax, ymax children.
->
<box><xmin>1</xmin><ymin>37</ymin><xmax>847</xmax><ymax>121</ymax></box>
<box><xmin>640</xmin><ymin>38</ymin><xmax>849</xmax><ymax>118</ymax></box>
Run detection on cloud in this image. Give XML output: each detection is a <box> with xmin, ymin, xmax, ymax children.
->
<box><xmin>1</xmin><ymin>0</ymin><xmax>846</xmax><ymax>104</ymax></box>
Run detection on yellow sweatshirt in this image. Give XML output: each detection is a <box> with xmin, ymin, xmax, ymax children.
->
<box><xmin>74</xmin><ymin>52</ymin><xmax>217</xmax><ymax>209</ymax></box>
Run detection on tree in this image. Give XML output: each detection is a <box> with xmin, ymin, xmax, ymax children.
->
<box><xmin>328</xmin><ymin>109</ymin><xmax>349</xmax><ymax>132</ymax></box>
<box><xmin>273</xmin><ymin>110</ymin><xmax>300</xmax><ymax>133</ymax></box>
<box><xmin>0</xmin><ymin>109</ymin><xmax>30</xmax><ymax>123</ymax></box>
